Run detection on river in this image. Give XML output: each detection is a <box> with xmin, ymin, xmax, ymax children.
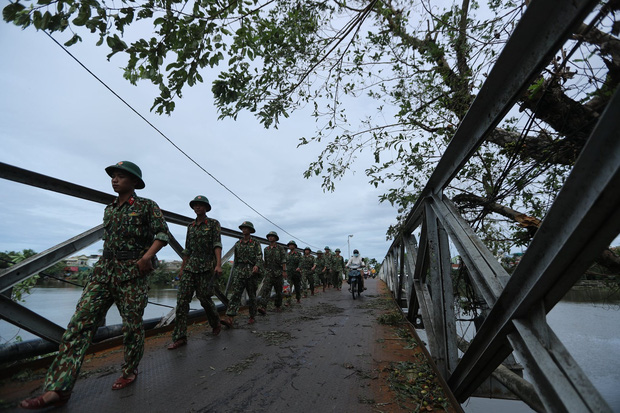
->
<box><xmin>1</xmin><ymin>282</ymin><xmax>619</xmax><ymax>411</ymax></box>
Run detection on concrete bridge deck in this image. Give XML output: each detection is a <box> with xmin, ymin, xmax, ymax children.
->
<box><xmin>0</xmin><ymin>279</ymin><xmax>461</xmax><ymax>412</ymax></box>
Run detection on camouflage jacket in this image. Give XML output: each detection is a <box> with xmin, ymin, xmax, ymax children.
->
<box><xmin>183</xmin><ymin>217</ymin><xmax>222</xmax><ymax>273</ymax></box>
<box><xmin>286</xmin><ymin>250</ymin><xmax>302</xmax><ymax>275</ymax></box>
<box><xmin>232</xmin><ymin>236</ymin><xmax>264</xmax><ymax>279</ymax></box>
<box><xmin>315</xmin><ymin>256</ymin><xmax>326</xmax><ymax>273</ymax></box>
<box><xmin>264</xmin><ymin>244</ymin><xmax>286</xmax><ymax>273</ymax></box>
<box><xmin>300</xmin><ymin>254</ymin><xmax>315</xmax><ymax>273</ymax></box>
<box><xmin>323</xmin><ymin>252</ymin><xmax>333</xmax><ymax>271</ymax></box>
<box><xmin>332</xmin><ymin>255</ymin><xmax>346</xmax><ymax>272</ymax></box>
<box><xmin>93</xmin><ymin>193</ymin><xmax>169</xmax><ymax>283</ymax></box>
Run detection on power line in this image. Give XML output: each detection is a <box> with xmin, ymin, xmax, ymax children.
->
<box><xmin>43</xmin><ymin>31</ymin><xmax>317</xmax><ymax>249</ymax></box>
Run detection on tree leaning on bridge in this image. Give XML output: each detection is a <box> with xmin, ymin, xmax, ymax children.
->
<box><xmin>4</xmin><ymin>0</ymin><xmax>620</xmax><ymax>275</ymax></box>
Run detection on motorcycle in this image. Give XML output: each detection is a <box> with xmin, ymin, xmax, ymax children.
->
<box><xmin>347</xmin><ymin>268</ymin><xmax>363</xmax><ymax>299</ymax></box>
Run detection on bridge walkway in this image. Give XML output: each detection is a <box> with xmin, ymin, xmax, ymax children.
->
<box><xmin>0</xmin><ymin>279</ymin><xmax>461</xmax><ymax>412</ymax></box>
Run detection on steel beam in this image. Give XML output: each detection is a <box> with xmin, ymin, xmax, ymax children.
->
<box><xmin>426</xmin><ymin>204</ymin><xmax>458</xmax><ymax>376</ymax></box>
<box><xmin>448</xmin><ymin>88</ymin><xmax>620</xmax><ymax>403</ymax></box>
<box><xmin>396</xmin><ymin>0</ymin><xmax>598</xmax><ymax>241</ymax></box>
<box><xmin>429</xmin><ymin>195</ymin><xmax>507</xmax><ymax>306</ymax></box>
<box><xmin>0</xmin><ymin>225</ymin><xmax>104</xmax><ymax>292</ymax></box>
<box><xmin>508</xmin><ymin>304</ymin><xmax>610</xmax><ymax>412</ymax></box>
<box><xmin>0</xmin><ymin>295</ymin><xmax>65</xmax><ymax>344</ymax></box>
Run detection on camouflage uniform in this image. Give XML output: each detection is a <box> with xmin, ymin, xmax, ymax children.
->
<box><xmin>315</xmin><ymin>252</ymin><xmax>327</xmax><ymax>289</ymax></box>
<box><xmin>323</xmin><ymin>251</ymin><xmax>333</xmax><ymax>287</ymax></box>
<box><xmin>258</xmin><ymin>244</ymin><xmax>287</xmax><ymax>309</ymax></box>
<box><xmin>226</xmin><ymin>237</ymin><xmax>264</xmax><ymax>318</ymax></box>
<box><xmin>45</xmin><ymin>193</ymin><xmax>169</xmax><ymax>392</ymax></box>
<box><xmin>332</xmin><ymin>254</ymin><xmax>346</xmax><ymax>289</ymax></box>
<box><xmin>172</xmin><ymin>217</ymin><xmax>222</xmax><ymax>342</ymax></box>
<box><xmin>299</xmin><ymin>253</ymin><xmax>316</xmax><ymax>296</ymax></box>
<box><xmin>286</xmin><ymin>249</ymin><xmax>303</xmax><ymax>302</ymax></box>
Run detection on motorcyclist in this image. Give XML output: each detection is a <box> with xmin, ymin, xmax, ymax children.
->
<box><xmin>346</xmin><ymin>249</ymin><xmax>367</xmax><ymax>291</ymax></box>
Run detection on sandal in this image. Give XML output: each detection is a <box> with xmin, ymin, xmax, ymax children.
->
<box><xmin>220</xmin><ymin>317</ymin><xmax>234</xmax><ymax>328</ymax></box>
<box><xmin>212</xmin><ymin>324</ymin><xmax>222</xmax><ymax>336</ymax></box>
<box><xmin>112</xmin><ymin>370</ymin><xmax>138</xmax><ymax>390</ymax></box>
<box><xmin>167</xmin><ymin>338</ymin><xmax>187</xmax><ymax>350</ymax></box>
<box><xmin>19</xmin><ymin>390</ymin><xmax>71</xmax><ymax>409</ymax></box>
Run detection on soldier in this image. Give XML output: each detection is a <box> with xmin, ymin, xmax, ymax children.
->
<box><xmin>300</xmin><ymin>247</ymin><xmax>316</xmax><ymax>296</ymax></box>
<box><xmin>315</xmin><ymin>249</ymin><xmax>327</xmax><ymax>292</ymax></box>
<box><xmin>333</xmin><ymin>248</ymin><xmax>346</xmax><ymax>291</ymax></box>
<box><xmin>167</xmin><ymin>195</ymin><xmax>226</xmax><ymax>350</ymax></box>
<box><xmin>257</xmin><ymin>231</ymin><xmax>287</xmax><ymax>314</ymax></box>
<box><xmin>285</xmin><ymin>240</ymin><xmax>302</xmax><ymax>304</ymax></box>
<box><xmin>20</xmin><ymin>161</ymin><xmax>169</xmax><ymax>409</ymax></box>
<box><xmin>323</xmin><ymin>246</ymin><xmax>333</xmax><ymax>289</ymax></box>
<box><xmin>224</xmin><ymin>221</ymin><xmax>264</xmax><ymax>325</ymax></box>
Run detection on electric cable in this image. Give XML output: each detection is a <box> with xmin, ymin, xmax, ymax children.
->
<box><xmin>43</xmin><ymin>31</ymin><xmax>318</xmax><ymax>249</ymax></box>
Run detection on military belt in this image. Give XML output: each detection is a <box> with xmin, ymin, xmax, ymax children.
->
<box><xmin>102</xmin><ymin>249</ymin><xmax>142</xmax><ymax>260</ymax></box>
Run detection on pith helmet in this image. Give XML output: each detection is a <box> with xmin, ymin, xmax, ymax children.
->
<box><xmin>239</xmin><ymin>221</ymin><xmax>256</xmax><ymax>233</ymax></box>
<box><xmin>287</xmin><ymin>240</ymin><xmax>297</xmax><ymax>247</ymax></box>
<box><xmin>335</xmin><ymin>248</ymin><xmax>341</xmax><ymax>253</ymax></box>
<box><xmin>105</xmin><ymin>161</ymin><xmax>145</xmax><ymax>189</ymax></box>
<box><xmin>317</xmin><ymin>250</ymin><xmax>323</xmax><ymax>255</ymax></box>
<box><xmin>189</xmin><ymin>195</ymin><xmax>211</xmax><ymax>212</ymax></box>
<box><xmin>304</xmin><ymin>246</ymin><xmax>311</xmax><ymax>252</ymax></box>
<box><xmin>324</xmin><ymin>246</ymin><xmax>331</xmax><ymax>251</ymax></box>
<box><xmin>266</xmin><ymin>231</ymin><xmax>279</xmax><ymax>241</ymax></box>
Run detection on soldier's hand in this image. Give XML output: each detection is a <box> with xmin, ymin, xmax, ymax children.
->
<box><xmin>137</xmin><ymin>256</ymin><xmax>154</xmax><ymax>275</ymax></box>
<box><xmin>214</xmin><ymin>265</ymin><xmax>222</xmax><ymax>277</ymax></box>
<box><xmin>252</xmin><ymin>265</ymin><xmax>259</xmax><ymax>274</ymax></box>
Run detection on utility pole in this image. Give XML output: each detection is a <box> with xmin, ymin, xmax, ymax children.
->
<box><xmin>347</xmin><ymin>234</ymin><xmax>353</xmax><ymax>259</ymax></box>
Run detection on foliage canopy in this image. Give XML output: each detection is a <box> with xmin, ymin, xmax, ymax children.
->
<box><xmin>4</xmin><ymin>0</ymin><xmax>620</xmax><ymax>271</ymax></box>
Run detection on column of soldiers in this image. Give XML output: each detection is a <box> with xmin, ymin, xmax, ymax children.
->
<box><xmin>19</xmin><ymin>160</ymin><xmax>351</xmax><ymax>410</ymax></box>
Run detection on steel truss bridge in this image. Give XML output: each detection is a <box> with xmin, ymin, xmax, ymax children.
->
<box><xmin>377</xmin><ymin>0</ymin><xmax>619</xmax><ymax>412</ymax></box>
<box><xmin>0</xmin><ymin>0</ymin><xmax>618</xmax><ymax>412</ymax></box>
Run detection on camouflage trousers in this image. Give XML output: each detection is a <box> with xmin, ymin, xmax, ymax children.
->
<box><xmin>301</xmin><ymin>269</ymin><xmax>315</xmax><ymax>294</ymax></box>
<box><xmin>45</xmin><ymin>277</ymin><xmax>148</xmax><ymax>392</ymax></box>
<box><xmin>172</xmin><ymin>270</ymin><xmax>220</xmax><ymax>342</ymax></box>
<box><xmin>332</xmin><ymin>270</ymin><xmax>343</xmax><ymax>288</ymax></box>
<box><xmin>317</xmin><ymin>270</ymin><xmax>327</xmax><ymax>287</ymax></box>
<box><xmin>258</xmin><ymin>269</ymin><xmax>284</xmax><ymax>309</ymax></box>
<box><xmin>226</xmin><ymin>267</ymin><xmax>259</xmax><ymax>318</ymax></box>
<box><xmin>288</xmin><ymin>273</ymin><xmax>302</xmax><ymax>301</ymax></box>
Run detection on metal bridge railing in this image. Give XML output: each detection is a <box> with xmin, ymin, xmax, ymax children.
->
<box><xmin>0</xmin><ymin>161</ymin><xmax>283</xmax><ymax>358</ymax></box>
<box><xmin>378</xmin><ymin>0</ymin><xmax>618</xmax><ymax>412</ymax></box>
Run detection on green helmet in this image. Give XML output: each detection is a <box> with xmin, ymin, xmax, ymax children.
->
<box><xmin>335</xmin><ymin>248</ymin><xmax>341</xmax><ymax>253</ymax></box>
<box><xmin>266</xmin><ymin>231</ymin><xmax>279</xmax><ymax>241</ymax></box>
<box><xmin>324</xmin><ymin>246</ymin><xmax>331</xmax><ymax>251</ymax></box>
<box><xmin>189</xmin><ymin>195</ymin><xmax>211</xmax><ymax>212</ymax></box>
<box><xmin>287</xmin><ymin>240</ymin><xmax>297</xmax><ymax>247</ymax></box>
<box><xmin>304</xmin><ymin>246</ymin><xmax>311</xmax><ymax>252</ymax></box>
<box><xmin>105</xmin><ymin>161</ymin><xmax>145</xmax><ymax>189</ymax></box>
<box><xmin>317</xmin><ymin>250</ymin><xmax>323</xmax><ymax>255</ymax></box>
<box><xmin>239</xmin><ymin>221</ymin><xmax>256</xmax><ymax>233</ymax></box>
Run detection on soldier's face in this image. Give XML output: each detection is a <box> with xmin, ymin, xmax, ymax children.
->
<box><xmin>267</xmin><ymin>235</ymin><xmax>276</xmax><ymax>243</ymax></box>
<box><xmin>241</xmin><ymin>227</ymin><xmax>251</xmax><ymax>235</ymax></box>
<box><xmin>110</xmin><ymin>171</ymin><xmax>136</xmax><ymax>194</ymax></box>
<box><xmin>193</xmin><ymin>204</ymin><xmax>207</xmax><ymax>215</ymax></box>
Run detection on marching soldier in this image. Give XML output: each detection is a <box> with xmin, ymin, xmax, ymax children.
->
<box><xmin>20</xmin><ymin>161</ymin><xmax>169</xmax><ymax>409</ymax></box>
<box><xmin>225</xmin><ymin>221</ymin><xmax>264</xmax><ymax>325</ymax></box>
<box><xmin>300</xmin><ymin>247</ymin><xmax>316</xmax><ymax>296</ymax></box>
<box><xmin>257</xmin><ymin>231</ymin><xmax>287</xmax><ymax>314</ymax></box>
<box><xmin>285</xmin><ymin>241</ymin><xmax>302</xmax><ymax>304</ymax></box>
<box><xmin>168</xmin><ymin>195</ymin><xmax>226</xmax><ymax>350</ymax></box>
<box><xmin>315</xmin><ymin>249</ymin><xmax>327</xmax><ymax>292</ymax></box>
<box><xmin>333</xmin><ymin>248</ymin><xmax>346</xmax><ymax>291</ymax></box>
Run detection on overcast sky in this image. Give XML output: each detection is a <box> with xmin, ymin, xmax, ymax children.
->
<box><xmin>0</xmin><ymin>22</ymin><xmax>400</xmax><ymax>263</ymax></box>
